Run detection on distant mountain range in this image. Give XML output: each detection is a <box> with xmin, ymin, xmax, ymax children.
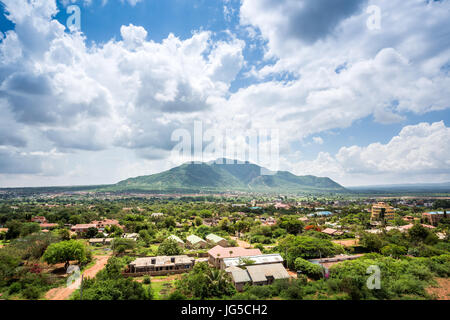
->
<box><xmin>348</xmin><ymin>182</ymin><xmax>450</xmax><ymax>193</ymax></box>
<box><xmin>102</xmin><ymin>159</ymin><xmax>347</xmax><ymax>194</ymax></box>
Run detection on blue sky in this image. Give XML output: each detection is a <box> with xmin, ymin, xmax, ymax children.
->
<box><xmin>0</xmin><ymin>0</ymin><xmax>449</xmax><ymax>187</ymax></box>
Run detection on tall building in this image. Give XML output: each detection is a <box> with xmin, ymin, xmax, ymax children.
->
<box><xmin>371</xmin><ymin>202</ymin><xmax>395</xmax><ymax>222</ymax></box>
<box><xmin>422</xmin><ymin>211</ymin><xmax>447</xmax><ymax>226</ymax></box>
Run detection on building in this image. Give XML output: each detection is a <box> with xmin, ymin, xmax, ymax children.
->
<box><xmin>122</xmin><ymin>233</ymin><xmax>139</xmax><ymax>241</ymax></box>
<box><xmin>151</xmin><ymin>212</ymin><xmax>164</xmax><ymax>218</ymax></box>
<box><xmin>126</xmin><ymin>255</ymin><xmax>195</xmax><ymax>276</ymax></box>
<box><xmin>40</xmin><ymin>223</ymin><xmax>58</xmax><ymax>230</ymax></box>
<box><xmin>228</xmin><ymin>263</ymin><xmax>290</xmax><ymax>291</ymax></box>
<box><xmin>321</xmin><ymin>228</ymin><xmax>343</xmax><ymax>236</ymax></box>
<box><xmin>31</xmin><ymin>216</ymin><xmax>47</xmax><ymax>224</ymax></box>
<box><xmin>422</xmin><ymin>211</ymin><xmax>447</xmax><ymax>226</ymax></box>
<box><xmin>186</xmin><ymin>234</ymin><xmax>208</xmax><ymax>249</ymax></box>
<box><xmin>371</xmin><ymin>202</ymin><xmax>395</xmax><ymax>222</ymax></box>
<box><xmin>308</xmin><ymin>211</ymin><xmax>332</xmax><ymax>217</ymax></box>
<box><xmin>205</xmin><ymin>233</ymin><xmax>229</xmax><ymax>247</ymax></box>
<box><xmin>221</xmin><ymin>253</ymin><xmax>284</xmax><ymax>270</ymax></box>
<box><xmin>365</xmin><ymin>223</ymin><xmax>435</xmax><ymax>234</ymax></box>
<box><xmin>167</xmin><ymin>235</ymin><xmax>185</xmax><ymax>247</ymax></box>
<box><xmin>89</xmin><ymin>238</ymin><xmax>113</xmax><ymax>245</ymax></box>
<box><xmin>91</xmin><ymin>219</ymin><xmax>123</xmax><ymax>231</ymax></box>
<box><xmin>71</xmin><ymin>224</ymin><xmax>98</xmax><ymax>233</ymax></box>
<box><xmin>208</xmin><ymin>245</ymin><xmax>262</xmax><ymax>268</ymax></box>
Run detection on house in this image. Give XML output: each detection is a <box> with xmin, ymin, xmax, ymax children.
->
<box><xmin>207</xmin><ymin>245</ymin><xmax>262</xmax><ymax>268</ymax></box>
<box><xmin>89</xmin><ymin>238</ymin><xmax>113</xmax><ymax>246</ymax></box>
<box><xmin>186</xmin><ymin>234</ymin><xmax>208</xmax><ymax>249</ymax></box>
<box><xmin>40</xmin><ymin>223</ymin><xmax>58</xmax><ymax>230</ymax></box>
<box><xmin>71</xmin><ymin>224</ymin><xmax>97</xmax><ymax>233</ymax></box>
<box><xmin>203</xmin><ymin>218</ymin><xmax>219</xmax><ymax>227</ymax></box>
<box><xmin>167</xmin><ymin>235</ymin><xmax>185</xmax><ymax>247</ymax></box>
<box><xmin>31</xmin><ymin>216</ymin><xmax>47</xmax><ymax>224</ymax></box>
<box><xmin>151</xmin><ymin>212</ymin><xmax>164</xmax><ymax>218</ymax></box>
<box><xmin>228</xmin><ymin>263</ymin><xmax>290</xmax><ymax>292</ymax></box>
<box><xmin>259</xmin><ymin>217</ymin><xmax>276</xmax><ymax>226</ymax></box>
<box><xmin>321</xmin><ymin>228</ymin><xmax>343</xmax><ymax>236</ymax></box>
<box><xmin>422</xmin><ymin>211</ymin><xmax>448</xmax><ymax>226</ymax></box>
<box><xmin>221</xmin><ymin>253</ymin><xmax>284</xmax><ymax>270</ymax></box>
<box><xmin>122</xmin><ymin>233</ymin><xmax>139</xmax><ymax>241</ymax></box>
<box><xmin>127</xmin><ymin>255</ymin><xmax>195</xmax><ymax>276</ymax></box>
<box><xmin>274</xmin><ymin>203</ymin><xmax>291</xmax><ymax>210</ymax></box>
<box><xmin>91</xmin><ymin>219</ymin><xmax>123</xmax><ymax>231</ymax></box>
<box><xmin>205</xmin><ymin>233</ymin><xmax>229</xmax><ymax>247</ymax></box>
<box><xmin>298</xmin><ymin>217</ymin><xmax>309</xmax><ymax>223</ymax></box>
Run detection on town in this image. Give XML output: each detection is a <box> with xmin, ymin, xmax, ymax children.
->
<box><xmin>0</xmin><ymin>192</ymin><xmax>449</xmax><ymax>300</ymax></box>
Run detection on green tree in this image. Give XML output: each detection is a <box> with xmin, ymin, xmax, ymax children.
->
<box><xmin>157</xmin><ymin>238</ymin><xmax>183</xmax><ymax>256</ymax></box>
<box><xmin>42</xmin><ymin>240</ymin><xmax>91</xmax><ymax>270</ymax></box>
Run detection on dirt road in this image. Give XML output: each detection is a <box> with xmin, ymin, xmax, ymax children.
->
<box><xmin>332</xmin><ymin>239</ymin><xmax>359</xmax><ymax>247</ymax></box>
<box><xmin>45</xmin><ymin>255</ymin><xmax>110</xmax><ymax>300</ymax></box>
<box><xmin>231</xmin><ymin>236</ymin><xmax>251</xmax><ymax>248</ymax></box>
<box><xmin>427</xmin><ymin>278</ymin><xmax>450</xmax><ymax>300</ymax></box>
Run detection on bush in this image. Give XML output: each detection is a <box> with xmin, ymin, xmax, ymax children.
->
<box><xmin>22</xmin><ymin>286</ymin><xmax>41</xmax><ymax>299</ymax></box>
<box><xmin>294</xmin><ymin>258</ymin><xmax>323</xmax><ymax>280</ymax></box>
<box><xmin>143</xmin><ymin>275</ymin><xmax>151</xmax><ymax>284</ymax></box>
<box><xmin>8</xmin><ymin>282</ymin><xmax>22</xmax><ymax>295</ymax></box>
<box><xmin>381</xmin><ymin>244</ymin><xmax>407</xmax><ymax>258</ymax></box>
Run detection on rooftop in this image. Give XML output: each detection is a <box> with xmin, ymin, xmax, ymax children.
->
<box><xmin>186</xmin><ymin>234</ymin><xmax>205</xmax><ymax>244</ymax></box>
<box><xmin>168</xmin><ymin>235</ymin><xmax>184</xmax><ymax>243</ymax></box>
<box><xmin>222</xmin><ymin>254</ymin><xmax>284</xmax><ymax>268</ymax></box>
<box><xmin>208</xmin><ymin>245</ymin><xmax>262</xmax><ymax>259</ymax></box>
<box><xmin>206</xmin><ymin>233</ymin><xmax>226</xmax><ymax>243</ymax></box>
<box><xmin>130</xmin><ymin>255</ymin><xmax>194</xmax><ymax>268</ymax></box>
<box><xmin>246</xmin><ymin>263</ymin><xmax>290</xmax><ymax>283</ymax></box>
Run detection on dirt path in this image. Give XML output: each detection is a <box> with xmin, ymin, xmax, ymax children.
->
<box><xmin>231</xmin><ymin>236</ymin><xmax>251</xmax><ymax>248</ymax></box>
<box><xmin>332</xmin><ymin>239</ymin><xmax>359</xmax><ymax>247</ymax></box>
<box><xmin>427</xmin><ymin>278</ymin><xmax>450</xmax><ymax>300</ymax></box>
<box><xmin>45</xmin><ymin>255</ymin><xmax>111</xmax><ymax>300</ymax></box>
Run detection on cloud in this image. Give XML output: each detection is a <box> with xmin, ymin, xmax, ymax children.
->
<box><xmin>241</xmin><ymin>0</ymin><xmax>367</xmax><ymax>46</ymax></box>
<box><xmin>293</xmin><ymin>122</ymin><xmax>450</xmax><ymax>185</ymax></box>
<box><xmin>312</xmin><ymin>136</ymin><xmax>323</xmax><ymax>145</ymax></box>
<box><xmin>0</xmin><ymin>0</ymin><xmax>449</xmax><ymax>186</ymax></box>
<box><xmin>0</xmin><ymin>0</ymin><xmax>245</xmax><ymax>179</ymax></box>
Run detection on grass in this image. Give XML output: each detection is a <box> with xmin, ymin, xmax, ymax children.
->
<box><xmin>150</xmin><ymin>280</ymin><xmax>176</xmax><ymax>300</ymax></box>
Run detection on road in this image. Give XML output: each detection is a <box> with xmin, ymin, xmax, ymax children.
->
<box><xmin>45</xmin><ymin>254</ymin><xmax>110</xmax><ymax>300</ymax></box>
<box><xmin>230</xmin><ymin>236</ymin><xmax>251</xmax><ymax>248</ymax></box>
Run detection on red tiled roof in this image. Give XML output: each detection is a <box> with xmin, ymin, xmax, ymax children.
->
<box><xmin>208</xmin><ymin>245</ymin><xmax>262</xmax><ymax>259</ymax></box>
<box><xmin>71</xmin><ymin>224</ymin><xmax>97</xmax><ymax>230</ymax></box>
<box><xmin>40</xmin><ymin>223</ymin><xmax>58</xmax><ymax>229</ymax></box>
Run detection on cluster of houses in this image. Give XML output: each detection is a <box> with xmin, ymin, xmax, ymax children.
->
<box><xmin>124</xmin><ymin>232</ymin><xmax>291</xmax><ymax>291</ymax></box>
<box><xmin>70</xmin><ymin>219</ymin><xmax>124</xmax><ymax>234</ymax></box>
<box><xmin>30</xmin><ymin>216</ymin><xmax>59</xmax><ymax>231</ymax></box>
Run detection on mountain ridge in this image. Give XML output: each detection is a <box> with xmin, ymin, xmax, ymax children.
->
<box><xmin>109</xmin><ymin>158</ymin><xmax>347</xmax><ymax>194</ymax></box>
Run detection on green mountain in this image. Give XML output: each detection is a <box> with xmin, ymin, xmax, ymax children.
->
<box><xmin>106</xmin><ymin>159</ymin><xmax>347</xmax><ymax>194</ymax></box>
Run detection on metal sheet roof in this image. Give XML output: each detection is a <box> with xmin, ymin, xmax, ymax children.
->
<box><xmin>245</xmin><ymin>263</ymin><xmax>290</xmax><ymax>283</ymax></box>
<box><xmin>222</xmin><ymin>254</ymin><xmax>283</xmax><ymax>268</ymax></box>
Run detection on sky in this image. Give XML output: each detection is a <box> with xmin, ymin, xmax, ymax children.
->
<box><xmin>0</xmin><ymin>0</ymin><xmax>449</xmax><ymax>188</ymax></box>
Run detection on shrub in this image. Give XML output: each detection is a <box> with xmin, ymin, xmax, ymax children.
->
<box><xmin>143</xmin><ymin>275</ymin><xmax>151</xmax><ymax>284</ymax></box>
<box><xmin>22</xmin><ymin>286</ymin><xmax>41</xmax><ymax>299</ymax></box>
<box><xmin>294</xmin><ymin>258</ymin><xmax>323</xmax><ymax>280</ymax></box>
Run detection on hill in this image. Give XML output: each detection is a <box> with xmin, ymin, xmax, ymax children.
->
<box><xmin>106</xmin><ymin>159</ymin><xmax>347</xmax><ymax>194</ymax></box>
